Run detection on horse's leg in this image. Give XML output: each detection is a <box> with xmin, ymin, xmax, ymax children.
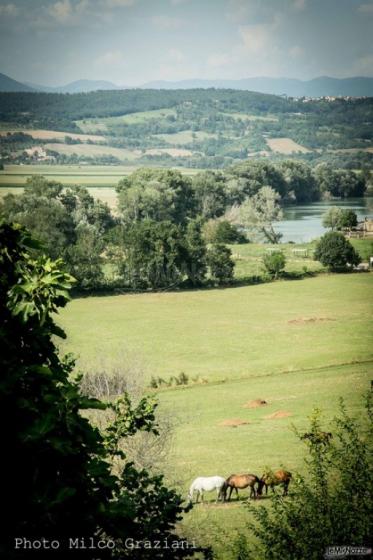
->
<box><xmin>228</xmin><ymin>486</ymin><xmax>233</xmax><ymax>502</ymax></box>
<box><xmin>283</xmin><ymin>481</ymin><xmax>289</xmax><ymax>496</ymax></box>
<box><xmin>235</xmin><ymin>487</ymin><xmax>239</xmax><ymax>500</ymax></box>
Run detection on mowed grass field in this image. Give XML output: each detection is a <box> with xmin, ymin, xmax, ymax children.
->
<box><xmin>58</xmin><ymin>274</ymin><xmax>373</xmax><ymax>382</ymax></box>
<box><xmin>57</xmin><ymin>273</ymin><xmax>373</xmax><ymax>558</ymax></box>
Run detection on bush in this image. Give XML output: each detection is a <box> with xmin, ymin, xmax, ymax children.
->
<box><xmin>207</xmin><ymin>243</ymin><xmax>235</xmax><ymax>285</ymax></box>
<box><xmin>234</xmin><ymin>395</ymin><xmax>373</xmax><ymax>560</ymax></box>
<box><xmin>262</xmin><ymin>251</ymin><xmax>286</xmax><ymax>279</ymax></box>
<box><xmin>0</xmin><ymin>221</ymin><xmax>207</xmax><ymax>559</ymax></box>
<box><xmin>314</xmin><ymin>231</ymin><xmax>360</xmax><ymax>271</ymax></box>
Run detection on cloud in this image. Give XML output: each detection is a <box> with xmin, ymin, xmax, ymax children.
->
<box><xmin>166</xmin><ymin>48</ymin><xmax>186</xmax><ymax>63</ymax></box>
<box><xmin>48</xmin><ymin>0</ymin><xmax>89</xmax><ymax>24</ymax></box>
<box><xmin>353</xmin><ymin>53</ymin><xmax>373</xmax><ymax>74</ymax></box>
<box><xmin>289</xmin><ymin>45</ymin><xmax>304</xmax><ymax>59</ymax></box>
<box><xmin>238</xmin><ymin>24</ymin><xmax>273</xmax><ymax>54</ymax></box>
<box><xmin>95</xmin><ymin>50</ymin><xmax>126</xmax><ymax>67</ymax></box>
<box><xmin>0</xmin><ymin>3</ymin><xmax>18</xmax><ymax>16</ymax></box>
<box><xmin>292</xmin><ymin>0</ymin><xmax>306</xmax><ymax>11</ymax></box>
<box><xmin>104</xmin><ymin>0</ymin><xmax>136</xmax><ymax>7</ymax></box>
<box><xmin>151</xmin><ymin>15</ymin><xmax>183</xmax><ymax>30</ymax></box>
<box><xmin>207</xmin><ymin>53</ymin><xmax>232</xmax><ymax>68</ymax></box>
<box><xmin>357</xmin><ymin>3</ymin><xmax>373</xmax><ymax>13</ymax></box>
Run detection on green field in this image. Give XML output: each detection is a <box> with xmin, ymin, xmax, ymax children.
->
<box><xmin>75</xmin><ymin>107</ymin><xmax>177</xmax><ymax>132</ymax></box>
<box><xmin>0</xmin><ymin>164</ymin><xmax>204</xmax><ymax>195</ymax></box>
<box><xmin>57</xmin><ymin>273</ymin><xmax>372</xmax><ymax>557</ymax></box>
<box><xmin>58</xmin><ymin>274</ymin><xmax>373</xmax><ymax>382</ymax></box>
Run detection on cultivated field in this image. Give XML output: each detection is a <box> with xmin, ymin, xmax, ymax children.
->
<box><xmin>44</xmin><ymin>142</ymin><xmax>141</xmax><ymax>161</ymax></box>
<box><xmin>58</xmin><ymin>273</ymin><xmax>373</xmax><ymax>558</ymax></box>
<box><xmin>266</xmin><ymin>137</ymin><xmax>312</xmax><ymax>154</ymax></box>
<box><xmin>155</xmin><ymin>130</ymin><xmax>218</xmax><ymax>145</ymax></box>
<box><xmin>0</xmin><ymin>129</ymin><xmax>105</xmax><ymax>142</ymax></box>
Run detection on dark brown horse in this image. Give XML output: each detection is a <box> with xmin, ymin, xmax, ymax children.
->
<box><xmin>222</xmin><ymin>474</ymin><xmax>260</xmax><ymax>501</ymax></box>
<box><xmin>257</xmin><ymin>469</ymin><xmax>292</xmax><ymax>497</ymax></box>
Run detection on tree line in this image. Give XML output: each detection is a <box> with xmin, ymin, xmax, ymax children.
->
<box><xmin>0</xmin><ymin>161</ymin><xmax>368</xmax><ymax>290</ymax></box>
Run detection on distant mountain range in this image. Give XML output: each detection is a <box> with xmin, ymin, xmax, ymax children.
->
<box><xmin>139</xmin><ymin>76</ymin><xmax>373</xmax><ymax>97</ymax></box>
<box><xmin>1</xmin><ymin>71</ymin><xmax>373</xmax><ymax>97</ymax></box>
<box><xmin>24</xmin><ymin>79</ymin><xmax>123</xmax><ymax>93</ymax></box>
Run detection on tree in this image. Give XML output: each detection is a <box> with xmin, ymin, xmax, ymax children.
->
<box><xmin>207</xmin><ymin>243</ymin><xmax>235</xmax><ymax>285</ymax></box>
<box><xmin>184</xmin><ymin>219</ymin><xmax>207</xmax><ymax>286</ymax></box>
<box><xmin>0</xmin><ymin>177</ymin><xmax>115</xmax><ymax>290</ymax></box>
<box><xmin>322</xmin><ymin>207</ymin><xmax>358</xmax><ymax>231</ymax></box>
<box><xmin>191</xmin><ymin>170</ymin><xmax>227</xmax><ymax>219</ymax></box>
<box><xmin>314</xmin><ymin>231</ymin><xmax>360</xmax><ymax>271</ymax></box>
<box><xmin>280</xmin><ymin>160</ymin><xmax>319</xmax><ymax>203</ymax></box>
<box><xmin>116</xmin><ymin>168</ymin><xmax>195</xmax><ymax>225</ymax></box>
<box><xmin>118</xmin><ymin>220</ymin><xmax>189</xmax><ymax>289</ymax></box>
<box><xmin>0</xmin><ymin>221</ymin><xmax>206</xmax><ymax>559</ymax></box>
<box><xmin>235</xmin><ymin>397</ymin><xmax>373</xmax><ymax>560</ymax></box>
<box><xmin>262</xmin><ymin>251</ymin><xmax>286</xmax><ymax>279</ymax></box>
<box><xmin>235</xmin><ymin>186</ymin><xmax>283</xmax><ymax>244</ymax></box>
<box><xmin>322</xmin><ymin>207</ymin><xmax>344</xmax><ymax>231</ymax></box>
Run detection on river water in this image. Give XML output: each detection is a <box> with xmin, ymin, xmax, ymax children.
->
<box><xmin>274</xmin><ymin>197</ymin><xmax>373</xmax><ymax>243</ymax></box>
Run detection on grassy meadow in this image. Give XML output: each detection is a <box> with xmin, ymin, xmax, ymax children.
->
<box><xmin>58</xmin><ymin>274</ymin><xmax>373</xmax><ymax>382</ymax></box>
<box><xmin>57</xmin><ymin>272</ymin><xmax>373</xmax><ymax>557</ymax></box>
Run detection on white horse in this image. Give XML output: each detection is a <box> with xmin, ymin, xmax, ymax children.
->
<box><xmin>188</xmin><ymin>476</ymin><xmax>226</xmax><ymax>503</ymax></box>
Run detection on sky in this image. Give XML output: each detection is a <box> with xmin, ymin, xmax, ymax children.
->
<box><xmin>0</xmin><ymin>0</ymin><xmax>372</xmax><ymax>86</ymax></box>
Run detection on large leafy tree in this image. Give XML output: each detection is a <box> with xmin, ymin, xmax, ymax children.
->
<box><xmin>0</xmin><ymin>221</ymin><xmax>204</xmax><ymax>559</ymax></box>
<box><xmin>234</xmin><ymin>186</ymin><xmax>283</xmax><ymax>243</ymax></box>
<box><xmin>116</xmin><ymin>168</ymin><xmax>196</xmax><ymax>225</ymax></box>
<box><xmin>0</xmin><ymin>176</ymin><xmax>115</xmax><ymax>289</ymax></box>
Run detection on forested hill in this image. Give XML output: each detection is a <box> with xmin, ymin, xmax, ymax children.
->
<box><xmin>1</xmin><ymin>89</ymin><xmax>372</xmax><ymax>169</ymax></box>
<box><xmin>0</xmin><ymin>89</ymin><xmax>298</xmax><ymax>121</ymax></box>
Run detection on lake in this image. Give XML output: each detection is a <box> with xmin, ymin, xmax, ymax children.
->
<box><xmin>275</xmin><ymin>197</ymin><xmax>373</xmax><ymax>243</ymax></box>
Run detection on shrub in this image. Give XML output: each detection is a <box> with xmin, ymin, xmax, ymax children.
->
<box><xmin>0</xmin><ymin>221</ymin><xmax>207</xmax><ymax>559</ymax></box>
<box><xmin>207</xmin><ymin>243</ymin><xmax>235</xmax><ymax>285</ymax></box>
<box><xmin>262</xmin><ymin>251</ymin><xmax>286</xmax><ymax>279</ymax></box>
<box><xmin>314</xmin><ymin>231</ymin><xmax>360</xmax><ymax>271</ymax></box>
<box><xmin>234</xmin><ymin>395</ymin><xmax>373</xmax><ymax>560</ymax></box>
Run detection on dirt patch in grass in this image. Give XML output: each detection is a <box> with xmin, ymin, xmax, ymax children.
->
<box><xmin>219</xmin><ymin>418</ymin><xmax>250</xmax><ymax>427</ymax></box>
<box><xmin>243</xmin><ymin>399</ymin><xmax>268</xmax><ymax>408</ymax></box>
<box><xmin>288</xmin><ymin>317</ymin><xmax>335</xmax><ymax>325</ymax></box>
<box><xmin>265</xmin><ymin>410</ymin><xmax>292</xmax><ymax>420</ymax></box>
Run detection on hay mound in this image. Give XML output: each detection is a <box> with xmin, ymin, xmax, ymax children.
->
<box><xmin>219</xmin><ymin>418</ymin><xmax>250</xmax><ymax>427</ymax></box>
<box><xmin>265</xmin><ymin>410</ymin><xmax>292</xmax><ymax>419</ymax></box>
<box><xmin>243</xmin><ymin>399</ymin><xmax>268</xmax><ymax>409</ymax></box>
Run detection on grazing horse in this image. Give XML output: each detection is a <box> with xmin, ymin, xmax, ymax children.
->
<box><xmin>222</xmin><ymin>474</ymin><xmax>260</xmax><ymax>501</ymax></box>
<box><xmin>257</xmin><ymin>469</ymin><xmax>292</xmax><ymax>497</ymax></box>
<box><xmin>188</xmin><ymin>476</ymin><xmax>226</xmax><ymax>503</ymax></box>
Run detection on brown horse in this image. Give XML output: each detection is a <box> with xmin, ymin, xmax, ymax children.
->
<box><xmin>257</xmin><ymin>469</ymin><xmax>292</xmax><ymax>497</ymax></box>
<box><xmin>222</xmin><ymin>474</ymin><xmax>260</xmax><ymax>501</ymax></box>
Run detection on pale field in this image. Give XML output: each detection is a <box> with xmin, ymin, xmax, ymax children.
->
<box><xmin>44</xmin><ymin>143</ymin><xmax>141</xmax><ymax>161</ymax></box>
<box><xmin>145</xmin><ymin>147</ymin><xmax>194</xmax><ymax>157</ymax></box>
<box><xmin>222</xmin><ymin>112</ymin><xmax>279</xmax><ymax>122</ymax></box>
<box><xmin>0</xmin><ymin>129</ymin><xmax>105</xmax><ymax>142</ymax></box>
<box><xmin>155</xmin><ymin>130</ymin><xmax>217</xmax><ymax>145</ymax></box>
<box><xmin>266</xmin><ymin>137</ymin><xmax>312</xmax><ymax>154</ymax></box>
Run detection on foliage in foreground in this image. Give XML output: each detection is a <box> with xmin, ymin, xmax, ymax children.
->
<box><xmin>234</xmin><ymin>397</ymin><xmax>373</xmax><ymax>560</ymax></box>
<box><xmin>0</xmin><ymin>221</ymin><xmax>208</xmax><ymax>559</ymax></box>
